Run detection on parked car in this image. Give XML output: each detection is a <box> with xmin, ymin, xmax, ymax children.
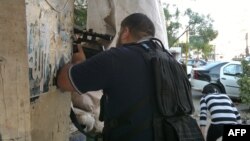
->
<box><xmin>191</xmin><ymin>61</ymin><xmax>242</xmax><ymax>98</ymax></box>
<box><xmin>179</xmin><ymin>58</ymin><xmax>207</xmax><ymax>79</ymax></box>
<box><xmin>177</xmin><ymin>59</ymin><xmax>190</xmax><ymax>79</ymax></box>
<box><xmin>219</xmin><ymin>61</ymin><xmax>242</xmax><ymax>98</ymax></box>
<box><xmin>190</xmin><ymin>61</ymin><xmax>229</xmax><ymax>92</ymax></box>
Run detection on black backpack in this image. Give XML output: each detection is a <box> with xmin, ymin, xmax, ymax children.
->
<box><xmin>137</xmin><ymin>38</ymin><xmax>204</xmax><ymax>141</ymax></box>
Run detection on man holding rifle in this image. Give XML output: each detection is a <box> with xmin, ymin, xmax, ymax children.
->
<box><xmin>57</xmin><ymin>13</ymin><xmax>203</xmax><ymax>141</ymax></box>
<box><xmin>58</xmin><ymin>13</ymin><xmax>155</xmax><ymax>141</ymax></box>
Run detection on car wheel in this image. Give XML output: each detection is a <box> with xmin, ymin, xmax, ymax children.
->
<box><xmin>203</xmin><ymin>84</ymin><xmax>221</xmax><ymax>94</ymax></box>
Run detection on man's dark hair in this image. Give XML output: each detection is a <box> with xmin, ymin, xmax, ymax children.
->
<box><xmin>202</xmin><ymin>85</ymin><xmax>217</xmax><ymax>94</ymax></box>
<box><xmin>121</xmin><ymin>13</ymin><xmax>155</xmax><ymax>40</ymax></box>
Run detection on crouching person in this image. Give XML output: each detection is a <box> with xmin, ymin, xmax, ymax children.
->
<box><xmin>199</xmin><ymin>85</ymin><xmax>242</xmax><ymax>141</ymax></box>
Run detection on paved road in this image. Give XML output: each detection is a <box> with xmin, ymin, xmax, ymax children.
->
<box><xmin>191</xmin><ymin>89</ymin><xmax>203</xmax><ymax>118</ymax></box>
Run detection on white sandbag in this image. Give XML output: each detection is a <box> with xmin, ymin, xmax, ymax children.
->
<box><xmin>71</xmin><ymin>91</ymin><xmax>104</xmax><ymax>133</ymax></box>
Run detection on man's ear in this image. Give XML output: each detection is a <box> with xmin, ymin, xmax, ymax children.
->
<box><xmin>121</xmin><ymin>27</ymin><xmax>130</xmax><ymax>41</ymax></box>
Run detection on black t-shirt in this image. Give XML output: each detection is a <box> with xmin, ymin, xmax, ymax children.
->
<box><xmin>69</xmin><ymin>45</ymin><xmax>154</xmax><ymax>141</ymax></box>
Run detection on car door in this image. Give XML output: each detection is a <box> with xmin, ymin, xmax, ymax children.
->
<box><xmin>220</xmin><ymin>63</ymin><xmax>242</xmax><ymax>97</ymax></box>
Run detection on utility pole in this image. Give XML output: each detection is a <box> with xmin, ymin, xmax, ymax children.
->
<box><xmin>185</xmin><ymin>26</ymin><xmax>189</xmax><ymax>65</ymax></box>
<box><xmin>246</xmin><ymin>33</ymin><xmax>249</xmax><ymax>56</ymax></box>
<box><xmin>213</xmin><ymin>45</ymin><xmax>216</xmax><ymax>61</ymax></box>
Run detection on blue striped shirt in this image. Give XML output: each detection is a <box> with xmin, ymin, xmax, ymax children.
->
<box><xmin>199</xmin><ymin>93</ymin><xmax>241</xmax><ymax>126</ymax></box>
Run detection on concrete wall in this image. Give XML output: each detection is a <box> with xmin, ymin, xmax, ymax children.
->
<box><xmin>26</xmin><ymin>0</ymin><xmax>74</xmax><ymax>140</ymax></box>
<box><xmin>0</xmin><ymin>0</ymin><xmax>74</xmax><ymax>140</ymax></box>
<box><xmin>30</xmin><ymin>90</ymin><xmax>71</xmax><ymax>141</ymax></box>
<box><xmin>0</xmin><ymin>0</ymin><xmax>31</xmax><ymax>140</ymax></box>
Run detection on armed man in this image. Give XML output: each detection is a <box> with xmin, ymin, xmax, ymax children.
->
<box><xmin>57</xmin><ymin>13</ymin><xmax>204</xmax><ymax>141</ymax></box>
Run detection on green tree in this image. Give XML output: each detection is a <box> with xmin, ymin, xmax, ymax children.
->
<box><xmin>238</xmin><ymin>60</ymin><xmax>250</xmax><ymax>105</ymax></box>
<box><xmin>164</xmin><ymin>6</ymin><xmax>218</xmax><ymax>59</ymax></box>
<box><xmin>185</xmin><ymin>8</ymin><xmax>218</xmax><ymax>59</ymax></box>
<box><xmin>164</xmin><ymin>4</ymin><xmax>182</xmax><ymax>47</ymax></box>
<box><xmin>74</xmin><ymin>0</ymin><xmax>87</xmax><ymax>28</ymax></box>
<box><xmin>178</xmin><ymin>42</ymin><xmax>189</xmax><ymax>55</ymax></box>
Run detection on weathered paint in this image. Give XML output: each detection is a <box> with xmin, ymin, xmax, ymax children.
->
<box><xmin>26</xmin><ymin>0</ymin><xmax>74</xmax><ymax>140</ymax></box>
<box><xmin>26</xmin><ymin>0</ymin><xmax>73</xmax><ymax>97</ymax></box>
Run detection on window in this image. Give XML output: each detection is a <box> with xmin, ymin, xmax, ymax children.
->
<box><xmin>209</xmin><ymin>62</ymin><xmax>228</xmax><ymax>78</ymax></box>
<box><xmin>223</xmin><ymin>64</ymin><xmax>242</xmax><ymax>76</ymax></box>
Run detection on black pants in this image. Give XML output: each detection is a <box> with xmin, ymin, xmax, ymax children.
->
<box><xmin>207</xmin><ymin>124</ymin><xmax>224</xmax><ymax>141</ymax></box>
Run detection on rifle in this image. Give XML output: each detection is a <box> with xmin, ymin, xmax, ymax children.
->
<box><xmin>73</xmin><ymin>28</ymin><xmax>114</xmax><ymax>58</ymax></box>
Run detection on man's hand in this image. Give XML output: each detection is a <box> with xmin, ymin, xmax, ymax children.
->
<box><xmin>72</xmin><ymin>44</ymin><xmax>86</xmax><ymax>64</ymax></box>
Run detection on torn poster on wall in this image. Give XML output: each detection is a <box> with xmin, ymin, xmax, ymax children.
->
<box><xmin>26</xmin><ymin>1</ymin><xmax>73</xmax><ymax>97</ymax></box>
<box><xmin>28</xmin><ymin>22</ymin><xmax>51</xmax><ymax>97</ymax></box>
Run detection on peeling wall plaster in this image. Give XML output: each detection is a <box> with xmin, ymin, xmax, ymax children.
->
<box><xmin>26</xmin><ymin>0</ymin><xmax>73</xmax><ymax>97</ymax></box>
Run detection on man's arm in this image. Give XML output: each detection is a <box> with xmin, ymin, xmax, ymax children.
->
<box><xmin>199</xmin><ymin>96</ymin><xmax>207</xmax><ymax>138</ymax></box>
<box><xmin>57</xmin><ymin>45</ymin><xmax>86</xmax><ymax>92</ymax></box>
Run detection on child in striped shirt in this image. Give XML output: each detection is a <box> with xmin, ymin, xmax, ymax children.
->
<box><xmin>199</xmin><ymin>85</ymin><xmax>241</xmax><ymax>141</ymax></box>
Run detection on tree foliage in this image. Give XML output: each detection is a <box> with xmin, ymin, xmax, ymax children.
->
<box><xmin>164</xmin><ymin>4</ymin><xmax>181</xmax><ymax>47</ymax></box>
<box><xmin>74</xmin><ymin>0</ymin><xmax>87</xmax><ymax>28</ymax></box>
<box><xmin>238</xmin><ymin>60</ymin><xmax>250</xmax><ymax>105</ymax></box>
<box><xmin>164</xmin><ymin>6</ymin><xmax>218</xmax><ymax>59</ymax></box>
<box><xmin>178</xmin><ymin>42</ymin><xmax>189</xmax><ymax>55</ymax></box>
<box><xmin>185</xmin><ymin>8</ymin><xmax>218</xmax><ymax>56</ymax></box>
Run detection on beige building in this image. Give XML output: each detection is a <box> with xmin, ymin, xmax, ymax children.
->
<box><xmin>0</xmin><ymin>0</ymin><xmax>74</xmax><ymax>140</ymax></box>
